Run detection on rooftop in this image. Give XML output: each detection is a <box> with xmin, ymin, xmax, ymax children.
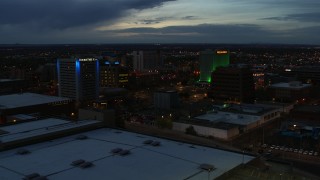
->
<box><xmin>0</xmin><ymin>128</ymin><xmax>254</xmax><ymax>180</ymax></box>
<box><xmin>0</xmin><ymin>118</ymin><xmax>100</xmax><ymax>143</ymax></box>
<box><xmin>0</xmin><ymin>93</ymin><xmax>71</xmax><ymax>109</ymax></box>
<box><xmin>269</xmin><ymin>82</ymin><xmax>311</xmax><ymax>89</ymax></box>
<box><xmin>0</xmin><ymin>79</ymin><xmax>23</xmax><ymax>83</ymax></box>
<box><xmin>292</xmin><ymin>105</ymin><xmax>320</xmax><ymax>113</ymax></box>
<box><xmin>195</xmin><ymin>111</ymin><xmax>260</xmax><ymax>126</ymax></box>
<box><xmin>213</xmin><ymin>103</ymin><xmax>277</xmax><ymax>116</ymax></box>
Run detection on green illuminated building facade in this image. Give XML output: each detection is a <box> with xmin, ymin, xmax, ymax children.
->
<box><xmin>199</xmin><ymin>49</ymin><xmax>230</xmax><ymax>83</ymax></box>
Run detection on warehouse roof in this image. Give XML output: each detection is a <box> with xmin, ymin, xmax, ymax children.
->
<box><xmin>0</xmin><ymin>128</ymin><xmax>253</xmax><ymax>180</ymax></box>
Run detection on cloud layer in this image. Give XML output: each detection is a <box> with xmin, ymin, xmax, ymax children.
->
<box><xmin>261</xmin><ymin>12</ymin><xmax>320</xmax><ymax>23</ymax></box>
<box><xmin>102</xmin><ymin>24</ymin><xmax>316</xmax><ymax>44</ymax></box>
<box><xmin>0</xmin><ymin>0</ymin><xmax>174</xmax><ymax>29</ymax></box>
<box><xmin>0</xmin><ymin>0</ymin><xmax>320</xmax><ymax>44</ymax></box>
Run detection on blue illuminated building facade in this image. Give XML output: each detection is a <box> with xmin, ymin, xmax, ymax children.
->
<box><xmin>57</xmin><ymin>58</ymin><xmax>99</xmax><ymax>101</ymax></box>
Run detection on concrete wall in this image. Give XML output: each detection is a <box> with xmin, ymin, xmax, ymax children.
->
<box><xmin>78</xmin><ymin>109</ymin><xmax>115</xmax><ymax>126</ymax></box>
<box><xmin>79</xmin><ymin>109</ymin><xmax>104</xmax><ymax>121</ymax></box>
<box><xmin>173</xmin><ymin>122</ymin><xmax>239</xmax><ymax>140</ymax></box>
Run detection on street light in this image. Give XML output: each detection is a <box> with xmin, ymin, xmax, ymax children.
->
<box><xmin>242</xmin><ymin>150</ymin><xmax>245</xmax><ymax>164</ymax></box>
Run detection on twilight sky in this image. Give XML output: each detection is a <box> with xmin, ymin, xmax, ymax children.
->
<box><xmin>1</xmin><ymin>0</ymin><xmax>320</xmax><ymax>44</ymax></box>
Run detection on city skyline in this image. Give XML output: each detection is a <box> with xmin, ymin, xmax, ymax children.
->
<box><xmin>1</xmin><ymin>0</ymin><xmax>320</xmax><ymax>44</ymax></box>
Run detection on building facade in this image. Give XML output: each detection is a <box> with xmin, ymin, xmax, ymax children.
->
<box><xmin>100</xmin><ymin>61</ymin><xmax>129</xmax><ymax>88</ymax></box>
<box><xmin>154</xmin><ymin>90</ymin><xmax>179</xmax><ymax>110</ymax></box>
<box><xmin>57</xmin><ymin>58</ymin><xmax>99</xmax><ymax>101</ymax></box>
<box><xmin>199</xmin><ymin>49</ymin><xmax>229</xmax><ymax>83</ymax></box>
<box><xmin>132</xmin><ymin>51</ymin><xmax>162</xmax><ymax>72</ymax></box>
<box><xmin>209</xmin><ymin>65</ymin><xmax>254</xmax><ymax>103</ymax></box>
<box><xmin>268</xmin><ymin>81</ymin><xmax>312</xmax><ymax>102</ymax></box>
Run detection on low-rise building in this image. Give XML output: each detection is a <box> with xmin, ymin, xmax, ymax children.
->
<box><xmin>0</xmin><ymin>125</ymin><xmax>254</xmax><ymax>180</ymax></box>
<box><xmin>268</xmin><ymin>81</ymin><xmax>312</xmax><ymax>102</ymax></box>
<box><xmin>0</xmin><ymin>93</ymin><xmax>74</xmax><ymax>124</ymax></box>
<box><xmin>173</xmin><ymin>103</ymin><xmax>286</xmax><ymax>140</ymax></box>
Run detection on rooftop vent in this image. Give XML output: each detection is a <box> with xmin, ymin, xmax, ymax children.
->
<box><xmin>23</xmin><ymin>173</ymin><xmax>47</xmax><ymax>180</ymax></box>
<box><xmin>143</xmin><ymin>140</ymin><xmax>153</xmax><ymax>144</ymax></box>
<box><xmin>75</xmin><ymin>135</ymin><xmax>88</xmax><ymax>140</ymax></box>
<box><xmin>71</xmin><ymin>159</ymin><xmax>85</xmax><ymax>166</ymax></box>
<box><xmin>151</xmin><ymin>141</ymin><xmax>161</xmax><ymax>146</ymax></box>
<box><xmin>119</xmin><ymin>149</ymin><xmax>130</xmax><ymax>156</ymax></box>
<box><xmin>199</xmin><ymin>163</ymin><xmax>215</xmax><ymax>172</ymax></box>
<box><xmin>17</xmin><ymin>149</ymin><xmax>30</xmax><ymax>155</ymax></box>
<box><xmin>23</xmin><ymin>173</ymin><xmax>40</xmax><ymax>180</ymax></box>
<box><xmin>70</xmin><ymin>159</ymin><xmax>93</xmax><ymax>169</ymax></box>
<box><xmin>111</xmin><ymin>148</ymin><xmax>123</xmax><ymax>154</ymax></box>
<box><xmin>289</xmin><ymin>81</ymin><xmax>302</xmax><ymax>87</ymax></box>
<box><xmin>79</xmin><ymin>162</ymin><xmax>94</xmax><ymax>169</ymax></box>
<box><xmin>32</xmin><ymin>176</ymin><xmax>48</xmax><ymax>180</ymax></box>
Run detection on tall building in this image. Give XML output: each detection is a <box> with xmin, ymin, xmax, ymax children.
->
<box><xmin>268</xmin><ymin>81</ymin><xmax>311</xmax><ymax>103</ymax></box>
<box><xmin>133</xmin><ymin>51</ymin><xmax>162</xmax><ymax>72</ymax></box>
<box><xmin>199</xmin><ymin>49</ymin><xmax>229</xmax><ymax>83</ymax></box>
<box><xmin>57</xmin><ymin>57</ymin><xmax>99</xmax><ymax>101</ymax></box>
<box><xmin>209</xmin><ymin>65</ymin><xmax>254</xmax><ymax>103</ymax></box>
<box><xmin>154</xmin><ymin>90</ymin><xmax>180</xmax><ymax>110</ymax></box>
<box><xmin>100</xmin><ymin>61</ymin><xmax>129</xmax><ymax>88</ymax></box>
<box><xmin>282</xmin><ymin>66</ymin><xmax>320</xmax><ymax>85</ymax></box>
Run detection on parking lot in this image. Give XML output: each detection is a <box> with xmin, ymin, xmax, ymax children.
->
<box><xmin>261</xmin><ymin>144</ymin><xmax>320</xmax><ymax>163</ymax></box>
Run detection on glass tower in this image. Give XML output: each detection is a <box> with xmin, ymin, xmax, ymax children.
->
<box><xmin>199</xmin><ymin>49</ymin><xmax>230</xmax><ymax>83</ymax></box>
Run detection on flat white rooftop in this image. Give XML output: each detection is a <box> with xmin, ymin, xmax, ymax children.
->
<box><xmin>0</xmin><ymin>118</ymin><xmax>100</xmax><ymax>143</ymax></box>
<box><xmin>270</xmin><ymin>82</ymin><xmax>311</xmax><ymax>89</ymax></box>
<box><xmin>0</xmin><ymin>93</ymin><xmax>71</xmax><ymax>109</ymax></box>
<box><xmin>7</xmin><ymin>114</ymin><xmax>36</xmax><ymax>120</ymax></box>
<box><xmin>0</xmin><ymin>129</ymin><xmax>254</xmax><ymax>180</ymax></box>
<box><xmin>196</xmin><ymin>111</ymin><xmax>260</xmax><ymax>126</ymax></box>
<box><xmin>0</xmin><ymin>79</ymin><xmax>22</xmax><ymax>82</ymax></box>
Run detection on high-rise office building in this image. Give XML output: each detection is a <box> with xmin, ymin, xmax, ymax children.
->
<box><xmin>209</xmin><ymin>65</ymin><xmax>254</xmax><ymax>103</ymax></box>
<box><xmin>199</xmin><ymin>49</ymin><xmax>230</xmax><ymax>83</ymax></box>
<box><xmin>100</xmin><ymin>61</ymin><xmax>129</xmax><ymax>88</ymax></box>
<box><xmin>57</xmin><ymin>58</ymin><xmax>99</xmax><ymax>101</ymax></box>
<box><xmin>133</xmin><ymin>51</ymin><xmax>162</xmax><ymax>72</ymax></box>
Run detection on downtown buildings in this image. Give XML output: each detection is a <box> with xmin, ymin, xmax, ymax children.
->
<box><xmin>209</xmin><ymin>65</ymin><xmax>255</xmax><ymax>103</ymax></box>
<box><xmin>132</xmin><ymin>50</ymin><xmax>163</xmax><ymax>72</ymax></box>
<box><xmin>100</xmin><ymin>60</ymin><xmax>129</xmax><ymax>88</ymax></box>
<box><xmin>199</xmin><ymin>49</ymin><xmax>230</xmax><ymax>83</ymax></box>
<box><xmin>57</xmin><ymin>57</ymin><xmax>99</xmax><ymax>102</ymax></box>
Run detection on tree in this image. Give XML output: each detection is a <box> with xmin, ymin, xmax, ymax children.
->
<box><xmin>185</xmin><ymin>125</ymin><xmax>198</xmax><ymax>136</ymax></box>
<box><xmin>156</xmin><ymin>116</ymin><xmax>173</xmax><ymax>129</ymax></box>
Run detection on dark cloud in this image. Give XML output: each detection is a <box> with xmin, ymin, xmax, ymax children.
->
<box><xmin>181</xmin><ymin>16</ymin><xmax>199</xmax><ymax>20</ymax></box>
<box><xmin>135</xmin><ymin>16</ymin><xmax>199</xmax><ymax>25</ymax></box>
<box><xmin>0</xmin><ymin>0</ymin><xmax>174</xmax><ymax>29</ymax></box>
<box><xmin>101</xmin><ymin>24</ymin><xmax>320</xmax><ymax>44</ymax></box>
<box><xmin>1</xmin><ymin>23</ymin><xmax>320</xmax><ymax>44</ymax></box>
<box><xmin>108</xmin><ymin>24</ymin><xmax>265</xmax><ymax>35</ymax></box>
<box><xmin>261</xmin><ymin>12</ymin><xmax>320</xmax><ymax>23</ymax></box>
<box><xmin>102</xmin><ymin>24</ymin><xmax>281</xmax><ymax>43</ymax></box>
<box><xmin>137</xmin><ymin>17</ymin><xmax>173</xmax><ymax>25</ymax></box>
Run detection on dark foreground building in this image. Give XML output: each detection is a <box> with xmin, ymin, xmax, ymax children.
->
<box><xmin>209</xmin><ymin>65</ymin><xmax>254</xmax><ymax>103</ymax></box>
